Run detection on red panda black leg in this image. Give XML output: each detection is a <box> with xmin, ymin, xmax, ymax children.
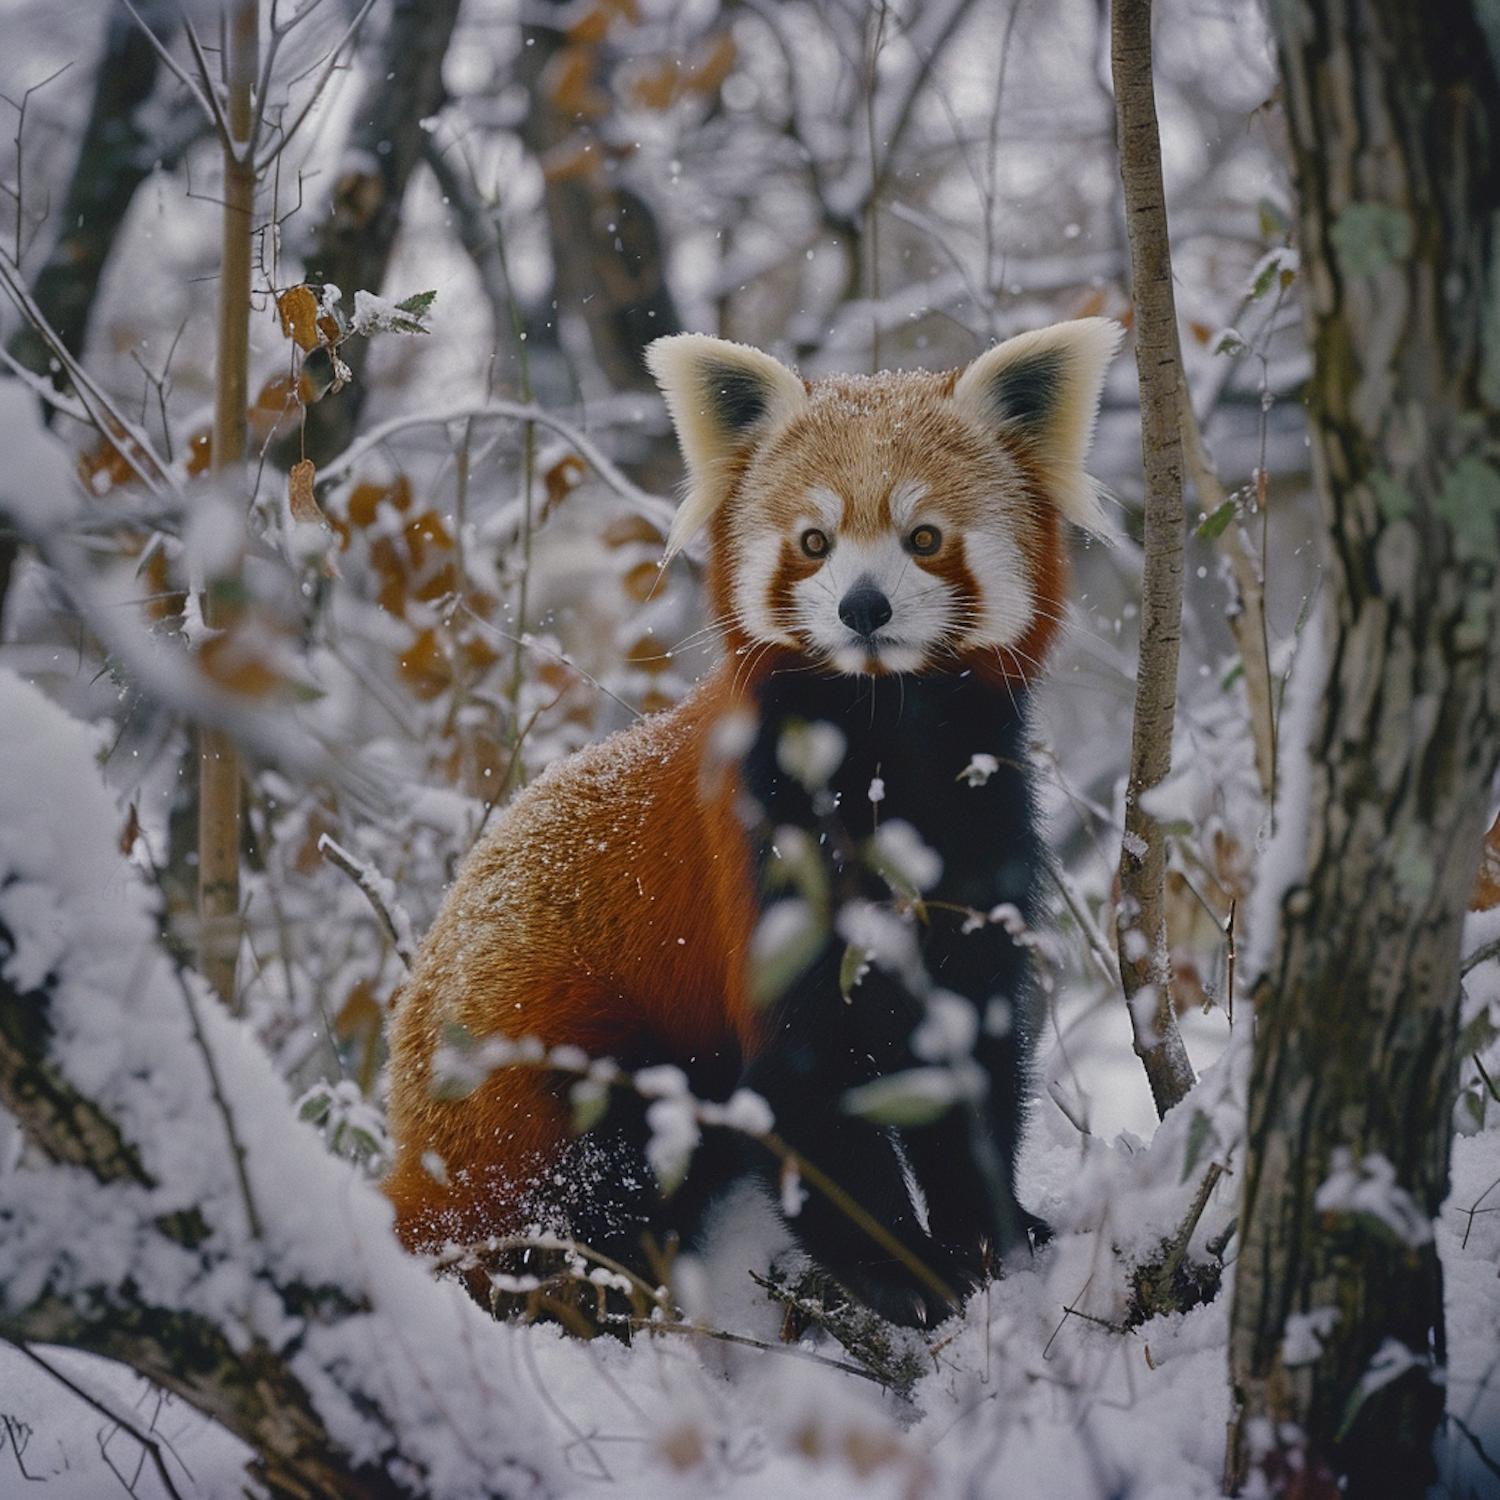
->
<box><xmin>733</xmin><ymin>670</ymin><xmax>1048</xmax><ymax>1327</ymax></box>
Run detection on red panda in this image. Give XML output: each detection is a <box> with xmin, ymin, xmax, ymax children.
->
<box><xmin>383</xmin><ymin>319</ymin><xmax>1122</xmax><ymax>1327</ymax></box>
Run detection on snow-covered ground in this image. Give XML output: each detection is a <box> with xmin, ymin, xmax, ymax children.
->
<box><xmin>1</xmin><ymin>666</ymin><xmax>1497</xmax><ymax>1498</ymax></box>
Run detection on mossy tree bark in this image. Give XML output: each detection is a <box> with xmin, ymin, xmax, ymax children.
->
<box><xmin>1229</xmin><ymin>2</ymin><xmax>1500</xmax><ymax>1494</ymax></box>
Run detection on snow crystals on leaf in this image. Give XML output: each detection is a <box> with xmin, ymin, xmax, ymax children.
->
<box><xmin>911</xmin><ymin>990</ymin><xmax>978</xmax><ymax>1063</ymax></box>
<box><xmin>835</xmin><ymin>900</ymin><xmax>925</xmax><ymax>994</ymax></box>
<box><xmin>351</xmin><ymin>287</ymin><xmax>437</xmax><ymax>338</ymax></box>
<box><xmin>776</xmin><ymin>719</ymin><xmax>847</xmax><ymax>791</ymax></box>
<box><xmin>749</xmin><ymin>898</ymin><xmax>825</xmax><ymax>1008</ymax></box>
<box><xmin>871</xmin><ymin>818</ymin><xmax>943</xmax><ymax>895</ymax></box>
<box><xmin>645</xmin><ymin>1095</ymin><xmax>700</xmax><ymax>1195</ymax></box>
<box><xmin>957</xmin><ymin>753</ymin><xmax>999</xmax><ymax>786</ymax></box>
<box><xmin>1314</xmin><ymin>1149</ymin><xmax>1434</xmax><ymax>1248</ymax></box>
<box><xmin>839</xmin><ymin>942</ymin><xmax>870</xmax><ymax>999</ymax></box>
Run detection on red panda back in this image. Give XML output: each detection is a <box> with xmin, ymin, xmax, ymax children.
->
<box><xmin>383</xmin><ymin>671</ymin><xmax>760</xmax><ymax>1254</ymax></box>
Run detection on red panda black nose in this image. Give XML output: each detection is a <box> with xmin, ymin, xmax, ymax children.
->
<box><xmin>838</xmin><ymin>581</ymin><xmax>893</xmax><ymax>638</ymax></box>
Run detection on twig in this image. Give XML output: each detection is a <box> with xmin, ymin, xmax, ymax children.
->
<box><xmin>252</xmin><ymin>0</ymin><xmax>381</xmax><ymax>173</ymax></box>
<box><xmin>0</xmin><ymin>249</ymin><xmax>174</xmax><ymax>494</ymax></box>
<box><xmin>637</xmin><ymin>1318</ymin><xmax>886</xmax><ymax>1384</ymax></box>
<box><xmin>317</xmin><ymin>401</ymin><xmax>678</xmax><ymax>536</ymax></box>
<box><xmin>1178</xmin><ymin>384</ymin><xmax>1277</xmax><ymax>806</ymax></box>
<box><xmin>1225</xmin><ymin>897</ymin><xmax>1237</xmax><ymax>1027</ymax></box>
<box><xmin>1045</xmin><ymin>852</ymin><xmax>1121</xmax><ymax>988</ymax></box>
<box><xmin>118</xmin><ymin>1</ymin><xmax>222</xmax><ymax>138</ymax></box>
<box><xmin>173</xmin><ymin>965</ymin><xmax>263</xmax><ymax>1240</ymax></box>
<box><xmin>2</xmin><ymin>61</ymin><xmax>74</xmax><ymax>263</ymax></box>
<box><xmin>0</xmin><ymin>345</ymin><xmax>91</xmax><ymax>423</ymax></box>
<box><xmin>1460</xmin><ymin>933</ymin><xmax>1500</xmax><ymax>977</ymax></box>
<box><xmin>317</xmin><ymin>835</ymin><xmax>416</xmax><ymax>969</ymax></box>
<box><xmin>432</xmin><ymin>1040</ymin><xmax>964</xmax><ymax>1315</ymax></box>
<box><xmin>1143</xmin><ymin>1160</ymin><xmax>1226</xmax><ymax>1313</ymax></box>
<box><xmin>758</xmin><ymin>1130</ymin><xmax>961</xmax><ymax>1311</ymax></box>
<box><xmin>6</xmin><ymin>1340</ymin><xmax>188</xmax><ymax>1500</ymax></box>
<box><xmin>443</xmin><ymin>1230</ymin><xmax>676</xmax><ymax>1317</ymax></box>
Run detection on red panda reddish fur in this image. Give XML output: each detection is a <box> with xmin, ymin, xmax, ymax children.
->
<box><xmin>383</xmin><ymin>320</ymin><xmax>1121</xmax><ymax>1324</ymax></box>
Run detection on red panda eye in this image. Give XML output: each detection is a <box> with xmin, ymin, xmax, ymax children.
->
<box><xmin>800</xmin><ymin>528</ymin><xmax>829</xmax><ymax>558</ymax></box>
<box><xmin>908</xmin><ymin>524</ymin><xmax>942</xmax><ymax>556</ymax></box>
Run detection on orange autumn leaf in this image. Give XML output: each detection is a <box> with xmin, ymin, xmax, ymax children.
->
<box><xmin>199</xmin><ymin>629</ymin><xmax>283</xmax><ymax>698</ymax></box>
<box><xmin>288</xmin><ymin>460</ymin><xmax>321</xmax><ymax>525</ymax></box>
<box><xmin>621</xmin><ymin>558</ymin><xmax>664</xmax><ymax>602</ymax></box>
<box><xmin>397</xmin><ymin>627</ymin><xmax>453</xmax><ymax>700</ymax></box>
<box><xmin>601</xmin><ymin>513</ymin><xmax>665</xmax><ymax>549</ymax></box>
<box><xmin>567</xmin><ymin>0</ymin><xmax>640</xmax><ymax>45</ymax></box>
<box><xmin>1471</xmin><ymin>808</ymin><xmax>1500</xmax><ymax>910</ymax></box>
<box><xmin>277</xmin><ymin>282</ymin><xmax>324</xmax><ymax>352</ymax></box>
<box><xmin>402</xmin><ymin>509</ymin><xmax>453</xmax><ymax>571</ymax></box>
<box><xmin>627</xmin><ymin>32</ymin><xmax>736</xmax><ymax>110</ymax></box>
<box><xmin>186</xmin><ymin>430</ymin><xmax>213</xmax><ymax>475</ymax></box>
<box><xmin>544</xmin><ymin>453</ymin><xmax>586</xmax><ymax>513</ymax></box>
<box><xmin>623</xmin><ymin>634</ymin><xmax>673</xmax><ymax>675</ymax></box>
<box><xmin>277</xmin><ymin>284</ymin><xmax>323</xmax><ymax>352</ymax></box>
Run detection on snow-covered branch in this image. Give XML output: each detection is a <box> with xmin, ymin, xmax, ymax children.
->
<box><xmin>0</xmin><ymin>670</ymin><xmax>558</xmax><ymax>1499</ymax></box>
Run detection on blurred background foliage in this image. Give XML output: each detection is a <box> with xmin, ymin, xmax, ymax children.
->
<box><xmin>0</xmin><ymin>0</ymin><xmax>1318</xmax><ymax>1144</ymax></box>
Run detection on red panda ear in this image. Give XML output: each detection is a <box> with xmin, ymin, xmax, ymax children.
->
<box><xmin>646</xmin><ymin>334</ymin><xmax>808</xmax><ymax>558</ymax></box>
<box><xmin>952</xmin><ymin>317</ymin><xmax>1123</xmax><ymax>536</ymax></box>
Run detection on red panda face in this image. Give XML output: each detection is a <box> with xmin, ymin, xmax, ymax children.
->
<box><xmin>646</xmin><ymin>321</ymin><xmax>1122</xmax><ymax>681</ymax></box>
<box><xmin>722</xmin><ymin>377</ymin><xmax>1047</xmax><ymax>675</ymax></box>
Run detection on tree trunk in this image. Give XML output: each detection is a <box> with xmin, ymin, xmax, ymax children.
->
<box><xmin>516</xmin><ymin>4</ymin><xmax>681</xmax><ymax>392</ymax></box>
<box><xmin>294</xmin><ymin>0</ymin><xmax>463</xmax><ymax>466</ymax></box>
<box><xmin>199</xmin><ymin>0</ymin><xmax>258</xmax><ymax>1011</ymax></box>
<box><xmin>1229</xmin><ymin>3</ymin><xmax>1500</xmax><ymax>1494</ymax></box>
<box><xmin>6</xmin><ymin>2</ymin><xmax>188</xmax><ymax>385</ymax></box>
<box><xmin>1110</xmin><ymin>0</ymin><xmax>1196</xmax><ymax>1118</ymax></box>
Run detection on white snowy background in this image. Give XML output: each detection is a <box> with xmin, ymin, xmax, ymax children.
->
<box><xmin>0</xmin><ymin>0</ymin><xmax>1497</xmax><ymax>1495</ymax></box>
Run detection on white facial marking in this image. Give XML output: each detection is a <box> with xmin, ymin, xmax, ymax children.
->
<box><xmin>959</xmin><ymin>529</ymin><xmax>1036</xmax><ymax>651</ymax></box>
<box><xmin>806</xmin><ymin>485</ymin><xmax>844</xmax><ymax>529</ymax></box>
<box><xmin>888</xmin><ymin>479</ymin><xmax>927</xmax><ymax>529</ymax></box>
<box><xmin>792</xmin><ymin>533</ymin><xmax>953</xmax><ymax>673</ymax></box>
<box><xmin>734</xmin><ymin>542</ymin><xmax>797</xmax><ymax>646</ymax></box>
